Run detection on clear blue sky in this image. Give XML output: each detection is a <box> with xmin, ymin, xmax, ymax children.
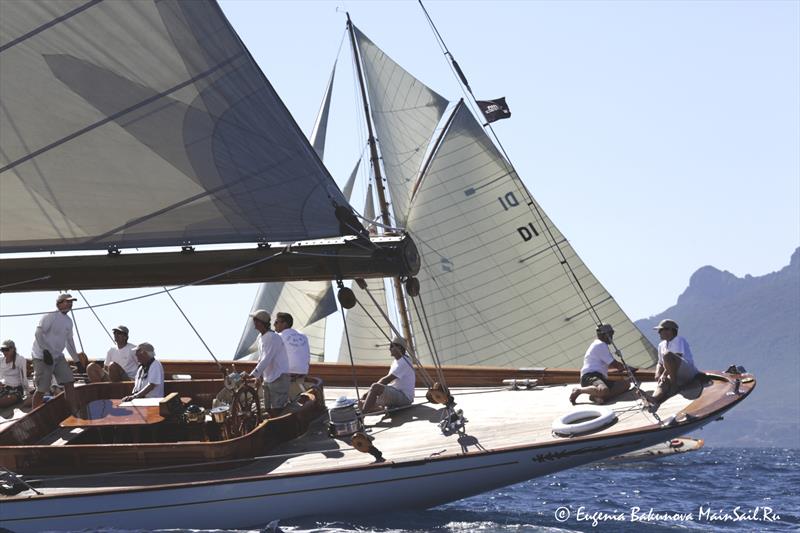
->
<box><xmin>1</xmin><ymin>0</ymin><xmax>797</xmax><ymax>362</ymax></box>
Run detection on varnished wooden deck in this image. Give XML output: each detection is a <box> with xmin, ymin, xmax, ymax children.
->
<box><xmin>4</xmin><ymin>379</ymin><xmax>710</xmax><ymax>498</ymax></box>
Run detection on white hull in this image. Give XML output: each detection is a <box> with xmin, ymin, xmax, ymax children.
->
<box><xmin>1</xmin><ymin>419</ymin><xmax>712</xmax><ymax>532</ymax></box>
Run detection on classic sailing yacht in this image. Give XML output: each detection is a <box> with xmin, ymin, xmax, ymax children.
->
<box><xmin>0</xmin><ymin>2</ymin><xmax>754</xmax><ymax>531</ymax></box>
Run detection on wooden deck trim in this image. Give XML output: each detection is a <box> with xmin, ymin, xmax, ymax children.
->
<box><xmin>0</xmin><ymin>379</ymin><xmax>326</xmax><ymax>475</ymax></box>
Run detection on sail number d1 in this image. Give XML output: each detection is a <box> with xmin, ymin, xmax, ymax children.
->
<box><xmin>517</xmin><ymin>222</ymin><xmax>539</xmax><ymax>242</ymax></box>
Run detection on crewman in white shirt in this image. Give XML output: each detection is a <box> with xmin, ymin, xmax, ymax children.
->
<box><xmin>360</xmin><ymin>336</ymin><xmax>415</xmax><ymax>414</ymax></box>
<box><xmin>122</xmin><ymin>342</ymin><xmax>165</xmax><ymax>401</ymax></box>
<box><xmin>652</xmin><ymin>319</ymin><xmax>702</xmax><ymax>405</ymax></box>
<box><xmin>246</xmin><ymin>309</ymin><xmax>290</xmax><ymax>415</ymax></box>
<box><xmin>87</xmin><ymin>325</ymin><xmax>139</xmax><ymax>382</ymax></box>
<box><xmin>0</xmin><ymin>340</ymin><xmax>27</xmax><ymax>407</ymax></box>
<box><xmin>31</xmin><ymin>293</ymin><xmax>86</xmax><ymax>412</ymax></box>
<box><xmin>570</xmin><ymin>324</ymin><xmax>632</xmax><ymax>405</ymax></box>
<box><xmin>273</xmin><ymin>312</ymin><xmax>310</xmax><ymax>400</ymax></box>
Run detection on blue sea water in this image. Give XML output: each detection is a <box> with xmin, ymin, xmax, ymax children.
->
<box><xmin>84</xmin><ymin>447</ymin><xmax>800</xmax><ymax>533</ymax></box>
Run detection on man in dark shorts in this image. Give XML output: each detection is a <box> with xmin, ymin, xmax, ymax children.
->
<box><xmin>569</xmin><ymin>324</ymin><xmax>630</xmax><ymax>405</ymax></box>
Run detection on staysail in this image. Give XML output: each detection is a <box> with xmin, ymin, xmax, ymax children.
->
<box><xmin>405</xmin><ymin>102</ymin><xmax>656</xmax><ymax>368</ymax></box>
<box><xmin>0</xmin><ymin>0</ymin><xmax>349</xmax><ymax>254</ymax></box>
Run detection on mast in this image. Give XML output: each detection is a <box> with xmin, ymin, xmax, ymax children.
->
<box><xmin>346</xmin><ymin>13</ymin><xmax>414</xmax><ymax>348</ymax></box>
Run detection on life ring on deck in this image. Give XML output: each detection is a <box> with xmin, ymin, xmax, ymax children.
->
<box><xmin>552</xmin><ymin>406</ymin><xmax>617</xmax><ymax>437</ymax></box>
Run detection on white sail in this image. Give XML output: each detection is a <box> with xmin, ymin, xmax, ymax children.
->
<box><xmin>309</xmin><ymin>62</ymin><xmax>336</xmax><ymax>161</ymax></box>
<box><xmin>405</xmin><ymin>102</ymin><xmax>656</xmax><ymax>368</ymax></box>
<box><xmin>337</xmin><ymin>183</ymin><xmax>392</xmax><ymax>363</ymax></box>
<box><xmin>353</xmin><ymin>26</ymin><xmax>449</xmax><ymax>226</ymax></box>
<box><xmin>0</xmin><ymin>0</ymin><xmax>350</xmax><ymax>253</ymax></box>
<box><xmin>234</xmin><ymin>281</ymin><xmax>334</xmax><ymax>361</ymax></box>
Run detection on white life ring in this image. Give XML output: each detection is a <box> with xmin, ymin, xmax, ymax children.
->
<box><xmin>552</xmin><ymin>406</ymin><xmax>617</xmax><ymax>436</ymax></box>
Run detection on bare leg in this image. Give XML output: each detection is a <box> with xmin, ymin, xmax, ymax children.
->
<box><xmin>86</xmin><ymin>362</ymin><xmax>107</xmax><ymax>383</ymax></box>
<box><xmin>108</xmin><ymin>362</ymin><xmax>126</xmax><ymax>382</ymax></box>
<box><xmin>571</xmin><ymin>384</ymin><xmax>608</xmax><ymax>404</ymax></box>
<box><xmin>361</xmin><ymin>383</ymin><xmax>385</xmax><ymax>413</ymax></box>
<box><xmin>588</xmin><ymin>380</ymin><xmax>632</xmax><ymax>405</ymax></box>
<box><xmin>662</xmin><ymin>353</ymin><xmax>681</xmax><ymax>383</ymax></box>
<box><xmin>653</xmin><ymin>353</ymin><xmax>682</xmax><ymax>404</ymax></box>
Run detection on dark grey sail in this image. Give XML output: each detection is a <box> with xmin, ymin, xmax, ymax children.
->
<box><xmin>0</xmin><ymin>0</ymin><xmax>348</xmax><ymax>253</ymax></box>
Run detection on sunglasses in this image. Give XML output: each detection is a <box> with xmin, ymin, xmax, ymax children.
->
<box><xmin>0</xmin><ymin>347</ymin><xmax>10</xmax><ymax>352</ymax></box>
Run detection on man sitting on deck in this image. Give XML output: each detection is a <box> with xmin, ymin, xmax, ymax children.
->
<box><xmin>360</xmin><ymin>336</ymin><xmax>415</xmax><ymax>414</ymax></box>
<box><xmin>87</xmin><ymin>325</ymin><xmax>138</xmax><ymax>383</ymax></box>
<box><xmin>570</xmin><ymin>324</ymin><xmax>631</xmax><ymax>405</ymax></box>
<box><xmin>0</xmin><ymin>340</ymin><xmax>27</xmax><ymax>408</ymax></box>
<box><xmin>651</xmin><ymin>319</ymin><xmax>702</xmax><ymax>405</ymax></box>
<box><xmin>121</xmin><ymin>342</ymin><xmax>164</xmax><ymax>401</ymax></box>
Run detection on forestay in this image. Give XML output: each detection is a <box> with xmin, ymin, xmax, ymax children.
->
<box><xmin>405</xmin><ymin>102</ymin><xmax>656</xmax><ymax>368</ymax></box>
<box><xmin>0</xmin><ymin>0</ymin><xmax>349</xmax><ymax>253</ymax></box>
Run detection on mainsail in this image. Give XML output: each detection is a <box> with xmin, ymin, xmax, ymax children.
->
<box><xmin>350</xmin><ymin>30</ymin><xmax>657</xmax><ymax>369</ymax></box>
<box><xmin>0</xmin><ymin>0</ymin><xmax>349</xmax><ymax>253</ymax></box>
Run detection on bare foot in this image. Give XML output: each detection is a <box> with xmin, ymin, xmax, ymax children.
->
<box><xmin>590</xmin><ymin>396</ymin><xmax>606</xmax><ymax>405</ymax></box>
<box><xmin>569</xmin><ymin>388</ymin><xmax>580</xmax><ymax>405</ymax></box>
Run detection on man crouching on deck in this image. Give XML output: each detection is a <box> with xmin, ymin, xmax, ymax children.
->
<box><xmin>651</xmin><ymin>319</ymin><xmax>702</xmax><ymax>405</ymax></box>
<box><xmin>360</xmin><ymin>336</ymin><xmax>415</xmax><ymax>414</ymax></box>
<box><xmin>570</xmin><ymin>324</ymin><xmax>631</xmax><ymax>405</ymax></box>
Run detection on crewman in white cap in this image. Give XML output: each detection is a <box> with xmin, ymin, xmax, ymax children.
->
<box><xmin>87</xmin><ymin>325</ymin><xmax>138</xmax><ymax>383</ymax></box>
<box><xmin>569</xmin><ymin>324</ymin><xmax>632</xmax><ymax>405</ymax></box>
<box><xmin>360</xmin><ymin>336</ymin><xmax>415</xmax><ymax>414</ymax></box>
<box><xmin>652</xmin><ymin>319</ymin><xmax>701</xmax><ymax>404</ymax></box>
<box><xmin>246</xmin><ymin>309</ymin><xmax>290</xmax><ymax>415</ymax></box>
<box><xmin>31</xmin><ymin>293</ymin><xmax>85</xmax><ymax>411</ymax></box>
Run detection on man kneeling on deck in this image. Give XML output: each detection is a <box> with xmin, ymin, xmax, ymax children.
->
<box><xmin>651</xmin><ymin>319</ymin><xmax>702</xmax><ymax>405</ymax></box>
<box><xmin>360</xmin><ymin>336</ymin><xmax>415</xmax><ymax>414</ymax></box>
<box><xmin>570</xmin><ymin>324</ymin><xmax>631</xmax><ymax>405</ymax></box>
